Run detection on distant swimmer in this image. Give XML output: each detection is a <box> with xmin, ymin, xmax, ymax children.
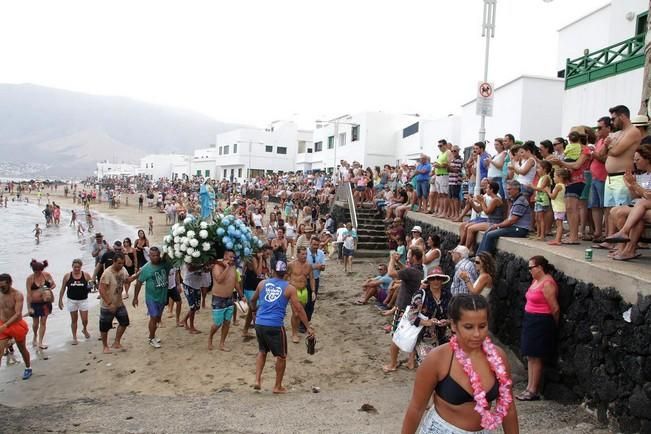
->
<box><xmin>70</xmin><ymin>210</ymin><xmax>77</xmax><ymax>227</ymax></box>
<box><xmin>33</xmin><ymin>224</ymin><xmax>42</xmax><ymax>244</ymax></box>
<box><xmin>86</xmin><ymin>212</ymin><xmax>94</xmax><ymax>230</ymax></box>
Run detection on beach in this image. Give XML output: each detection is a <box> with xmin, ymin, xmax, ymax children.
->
<box><xmin>0</xmin><ymin>190</ymin><xmax>610</xmax><ymax>433</ymax></box>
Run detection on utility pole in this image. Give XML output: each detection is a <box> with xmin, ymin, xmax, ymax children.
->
<box><xmin>479</xmin><ymin>0</ymin><xmax>496</xmax><ymax>142</ymax></box>
<box><xmin>639</xmin><ymin>1</ymin><xmax>651</xmax><ymax>125</ymax></box>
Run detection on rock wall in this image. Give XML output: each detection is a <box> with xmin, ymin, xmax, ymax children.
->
<box><xmin>405</xmin><ymin>216</ymin><xmax>651</xmax><ymax>434</ymax></box>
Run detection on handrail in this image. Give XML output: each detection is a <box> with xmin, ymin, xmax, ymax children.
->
<box><xmin>333</xmin><ymin>183</ymin><xmax>358</xmax><ymax>230</ymax></box>
<box><xmin>565</xmin><ymin>34</ymin><xmax>645</xmax><ymax>89</ymax></box>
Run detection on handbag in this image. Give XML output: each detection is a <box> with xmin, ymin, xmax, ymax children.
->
<box><xmin>392</xmin><ymin>306</ymin><xmax>424</xmax><ymax>353</ymax></box>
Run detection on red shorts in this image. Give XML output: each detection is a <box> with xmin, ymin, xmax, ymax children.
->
<box><xmin>0</xmin><ymin>319</ymin><xmax>29</xmax><ymax>342</ymax></box>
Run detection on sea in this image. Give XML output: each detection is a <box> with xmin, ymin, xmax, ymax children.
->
<box><xmin>0</xmin><ymin>199</ymin><xmax>137</xmax><ymax>354</ymax></box>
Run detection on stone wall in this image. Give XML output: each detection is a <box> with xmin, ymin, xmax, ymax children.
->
<box><xmin>405</xmin><ymin>216</ymin><xmax>651</xmax><ymax>434</ymax></box>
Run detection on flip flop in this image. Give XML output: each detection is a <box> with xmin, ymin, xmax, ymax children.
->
<box><xmin>612</xmin><ymin>253</ymin><xmax>642</xmax><ymax>261</ymax></box>
<box><xmin>592</xmin><ymin>243</ymin><xmax>609</xmax><ymax>249</ymax></box>
<box><xmin>547</xmin><ymin>241</ymin><xmax>562</xmax><ymax>246</ymax></box>
<box><xmin>561</xmin><ymin>240</ymin><xmax>581</xmax><ymax>245</ymax></box>
<box><xmin>604</xmin><ymin>236</ymin><xmax>630</xmax><ymax>244</ymax></box>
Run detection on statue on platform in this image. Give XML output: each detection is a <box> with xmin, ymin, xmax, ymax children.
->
<box><xmin>199</xmin><ymin>178</ymin><xmax>215</xmax><ymax>221</ymax></box>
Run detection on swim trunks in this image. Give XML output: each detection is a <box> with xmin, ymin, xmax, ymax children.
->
<box><xmin>211</xmin><ymin>295</ymin><xmax>234</xmax><ymax>326</ymax></box>
<box><xmin>296</xmin><ymin>287</ymin><xmax>308</xmax><ymax>305</ymax></box>
<box><xmin>255</xmin><ymin>324</ymin><xmax>287</xmax><ymax>357</ymax></box>
<box><xmin>99</xmin><ymin>305</ymin><xmax>130</xmax><ymax>333</ymax></box>
<box><xmin>146</xmin><ymin>299</ymin><xmax>166</xmax><ymax>318</ymax></box>
<box><xmin>0</xmin><ymin>319</ymin><xmax>29</xmax><ymax>342</ymax></box>
<box><xmin>604</xmin><ymin>173</ymin><xmax>632</xmax><ymax>207</ymax></box>
<box><xmin>243</xmin><ymin>289</ymin><xmax>256</xmax><ymax>302</ymax></box>
<box><xmin>183</xmin><ymin>284</ymin><xmax>201</xmax><ymax>312</ymax></box>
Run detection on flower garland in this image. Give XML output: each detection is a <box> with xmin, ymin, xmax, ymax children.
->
<box><xmin>449</xmin><ymin>335</ymin><xmax>513</xmax><ymax>430</ymax></box>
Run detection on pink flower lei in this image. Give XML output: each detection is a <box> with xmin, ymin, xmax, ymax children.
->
<box><xmin>449</xmin><ymin>334</ymin><xmax>513</xmax><ymax>430</ymax></box>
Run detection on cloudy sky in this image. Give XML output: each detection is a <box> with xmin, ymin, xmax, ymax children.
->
<box><xmin>0</xmin><ymin>0</ymin><xmax>607</xmax><ymax>127</ymax></box>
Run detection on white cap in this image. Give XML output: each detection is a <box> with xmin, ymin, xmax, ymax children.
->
<box><xmin>411</xmin><ymin>226</ymin><xmax>422</xmax><ymax>233</ymax></box>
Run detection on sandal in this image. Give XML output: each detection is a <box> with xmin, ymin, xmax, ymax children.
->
<box><xmin>515</xmin><ymin>390</ymin><xmax>540</xmax><ymax>401</ymax></box>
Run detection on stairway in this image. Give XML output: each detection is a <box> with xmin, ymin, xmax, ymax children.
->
<box><xmin>354</xmin><ymin>206</ymin><xmax>389</xmax><ymax>257</ymax></box>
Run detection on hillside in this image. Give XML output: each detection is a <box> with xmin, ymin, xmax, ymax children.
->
<box><xmin>0</xmin><ymin>83</ymin><xmax>240</xmax><ymax>177</ymax></box>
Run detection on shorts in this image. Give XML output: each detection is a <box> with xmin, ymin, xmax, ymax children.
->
<box><xmin>183</xmin><ymin>284</ymin><xmax>201</xmax><ymax>312</ymax></box>
<box><xmin>355</xmin><ymin>186</ymin><xmax>366</xmax><ymax>192</ymax></box>
<box><xmin>377</xmin><ymin>289</ymin><xmax>388</xmax><ymax>303</ymax></box>
<box><xmin>67</xmin><ymin>298</ymin><xmax>89</xmax><ymax>312</ymax></box>
<box><xmin>589</xmin><ymin>179</ymin><xmax>605</xmax><ymax>209</ymax></box>
<box><xmin>604</xmin><ymin>173</ymin><xmax>632</xmax><ymax>207</ymax></box>
<box><xmin>580</xmin><ymin>171</ymin><xmax>592</xmax><ymax>201</ymax></box>
<box><xmin>565</xmin><ymin>182</ymin><xmax>585</xmax><ymax>199</ymax></box>
<box><xmin>435</xmin><ymin>175</ymin><xmax>449</xmax><ymax>195</ymax></box>
<box><xmin>146</xmin><ymin>300</ymin><xmax>166</xmax><ymax>318</ymax></box>
<box><xmin>255</xmin><ymin>325</ymin><xmax>287</xmax><ymax>357</ymax></box>
<box><xmin>243</xmin><ymin>289</ymin><xmax>256</xmax><ymax>302</ymax></box>
<box><xmin>296</xmin><ymin>287</ymin><xmax>308</xmax><ymax>305</ymax></box>
<box><xmin>30</xmin><ymin>302</ymin><xmax>52</xmax><ymax>318</ymax></box>
<box><xmin>448</xmin><ymin>184</ymin><xmax>461</xmax><ymax>199</ymax></box>
<box><xmin>534</xmin><ymin>203</ymin><xmax>550</xmax><ymax>213</ymax></box>
<box><xmin>337</xmin><ymin>242</ymin><xmax>343</xmax><ymax>259</ymax></box>
<box><xmin>554</xmin><ymin>212</ymin><xmax>566</xmax><ymax>221</ymax></box>
<box><xmin>99</xmin><ymin>305</ymin><xmax>130</xmax><ymax>333</ymax></box>
<box><xmin>167</xmin><ymin>287</ymin><xmax>181</xmax><ymax>303</ymax></box>
<box><xmin>420</xmin><ymin>407</ymin><xmax>490</xmax><ymax>434</ymax></box>
<box><xmin>0</xmin><ymin>319</ymin><xmax>29</xmax><ymax>342</ymax></box>
<box><xmin>416</xmin><ymin>180</ymin><xmax>430</xmax><ymax>198</ymax></box>
<box><xmin>468</xmin><ymin>217</ymin><xmax>487</xmax><ymax>224</ymax></box>
<box><xmin>391</xmin><ymin>308</ymin><xmax>405</xmax><ymax>334</ymax></box>
<box><xmin>342</xmin><ymin>247</ymin><xmax>354</xmax><ymax>257</ymax></box>
<box><xmin>211</xmin><ymin>295</ymin><xmax>234</xmax><ymax>326</ymax></box>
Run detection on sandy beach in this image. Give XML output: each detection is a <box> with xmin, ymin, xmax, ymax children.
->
<box><xmin>0</xmin><ymin>190</ymin><xmax>611</xmax><ymax>433</ymax></box>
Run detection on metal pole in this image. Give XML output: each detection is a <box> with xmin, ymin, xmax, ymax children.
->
<box><xmin>479</xmin><ymin>0</ymin><xmax>496</xmax><ymax>142</ymax></box>
<box><xmin>248</xmin><ymin>140</ymin><xmax>252</xmax><ymax>179</ymax></box>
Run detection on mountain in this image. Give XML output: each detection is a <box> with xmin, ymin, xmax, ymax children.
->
<box><xmin>0</xmin><ymin>83</ymin><xmax>241</xmax><ymax>178</ymax></box>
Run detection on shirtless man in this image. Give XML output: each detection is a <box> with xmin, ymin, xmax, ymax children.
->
<box><xmin>287</xmin><ymin>247</ymin><xmax>315</xmax><ymax>343</ymax></box>
<box><xmin>0</xmin><ymin>274</ymin><xmax>32</xmax><ymax>380</ymax></box>
<box><xmin>98</xmin><ymin>253</ymin><xmax>131</xmax><ymax>354</ymax></box>
<box><xmin>209</xmin><ymin>250</ymin><xmax>243</xmax><ymax>351</ymax></box>
<box><xmin>605</xmin><ymin>105</ymin><xmax>641</xmax><ymax>207</ymax></box>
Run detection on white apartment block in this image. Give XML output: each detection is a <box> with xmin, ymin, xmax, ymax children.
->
<box><xmin>96</xmin><ymin>161</ymin><xmax>138</xmax><ymax>179</ymax></box>
<box><xmin>138</xmin><ymin>154</ymin><xmax>189</xmax><ymax>180</ymax></box>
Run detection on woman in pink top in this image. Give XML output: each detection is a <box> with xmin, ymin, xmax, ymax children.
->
<box><xmin>517</xmin><ymin>255</ymin><xmax>560</xmax><ymax>401</ymax></box>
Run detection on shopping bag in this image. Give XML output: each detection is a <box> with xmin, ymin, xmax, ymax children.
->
<box><xmin>392</xmin><ymin>306</ymin><xmax>423</xmax><ymax>353</ymax></box>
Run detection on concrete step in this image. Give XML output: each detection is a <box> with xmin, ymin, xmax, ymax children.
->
<box><xmin>358</xmin><ymin>236</ymin><xmax>387</xmax><ymax>244</ymax></box>
<box><xmin>357</xmin><ymin>228</ymin><xmax>387</xmax><ymax>236</ymax></box>
<box><xmin>357</xmin><ymin>241</ymin><xmax>388</xmax><ymax>250</ymax></box>
<box><xmin>354</xmin><ymin>249</ymin><xmax>389</xmax><ymax>258</ymax></box>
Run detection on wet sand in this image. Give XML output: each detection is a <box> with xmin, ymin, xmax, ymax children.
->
<box><xmin>0</xmin><ymin>189</ymin><xmax>610</xmax><ymax>433</ymax></box>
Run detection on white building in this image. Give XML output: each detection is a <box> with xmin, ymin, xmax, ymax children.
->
<box><xmin>189</xmin><ymin>146</ymin><xmax>218</xmax><ymax>179</ymax></box>
<box><xmin>559</xmin><ymin>0</ymin><xmax>647</xmax><ymax>133</ymax></box>
<box><xmin>171</xmin><ymin>155</ymin><xmax>191</xmax><ymax>180</ymax></box>
<box><xmin>139</xmin><ymin>154</ymin><xmax>189</xmax><ymax>180</ymax></box>
<box><xmin>296</xmin><ymin>112</ymin><xmax>416</xmax><ymax>172</ymax></box>
<box><xmin>396</xmin><ymin>116</ymin><xmax>462</xmax><ymax>163</ymax></box>
<box><xmin>214</xmin><ymin>121</ymin><xmax>308</xmax><ymax>181</ymax></box>
<box><xmin>96</xmin><ymin>161</ymin><xmax>138</xmax><ymax>179</ymax></box>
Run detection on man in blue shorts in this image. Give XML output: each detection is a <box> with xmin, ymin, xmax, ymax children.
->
<box><xmin>133</xmin><ymin>247</ymin><xmax>171</xmax><ymax>349</ymax></box>
<box><xmin>209</xmin><ymin>250</ymin><xmax>242</xmax><ymax>351</ymax></box>
<box><xmin>250</xmin><ymin>259</ymin><xmax>315</xmax><ymax>394</ymax></box>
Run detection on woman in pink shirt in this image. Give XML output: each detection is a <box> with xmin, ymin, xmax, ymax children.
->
<box><xmin>517</xmin><ymin>255</ymin><xmax>560</xmax><ymax>401</ymax></box>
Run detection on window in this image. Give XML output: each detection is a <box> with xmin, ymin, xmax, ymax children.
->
<box><xmin>265</xmin><ymin>145</ymin><xmax>273</xmax><ymax>152</ymax></box>
<box><xmin>250</xmin><ymin>169</ymin><xmax>265</xmax><ymax>178</ymax></box>
<box><xmin>223</xmin><ymin>169</ymin><xmax>227</xmax><ymax>178</ymax></box>
<box><xmin>219</xmin><ymin>146</ymin><xmax>222</xmax><ymax>155</ymax></box>
<box><xmin>238</xmin><ymin>168</ymin><xmax>242</xmax><ymax>177</ymax></box>
<box><xmin>403</xmin><ymin>122</ymin><xmax>419</xmax><ymax>138</ymax></box>
<box><xmin>224</xmin><ymin>145</ymin><xmax>229</xmax><ymax>155</ymax></box>
<box><xmin>196</xmin><ymin>170</ymin><xmax>201</xmax><ymax>176</ymax></box>
<box><xmin>351</xmin><ymin>125</ymin><xmax>360</xmax><ymax>141</ymax></box>
<box><xmin>327</xmin><ymin>136</ymin><xmax>334</xmax><ymax>149</ymax></box>
<box><xmin>204</xmin><ymin>170</ymin><xmax>210</xmax><ymax>177</ymax></box>
<box><xmin>277</xmin><ymin>146</ymin><xmax>287</xmax><ymax>154</ymax></box>
<box><xmin>307</xmin><ymin>148</ymin><xmax>313</xmax><ymax>153</ymax></box>
<box><xmin>151</xmin><ymin>163</ymin><xmax>154</xmax><ymax>168</ymax></box>
<box><xmin>314</xmin><ymin>141</ymin><xmax>323</xmax><ymax>152</ymax></box>
<box><xmin>339</xmin><ymin>132</ymin><xmax>346</xmax><ymax>146</ymax></box>
<box><xmin>145</xmin><ymin>163</ymin><xmax>148</xmax><ymax>168</ymax></box>
<box><xmin>230</xmin><ymin>169</ymin><xmax>235</xmax><ymax>179</ymax></box>
<box><xmin>637</xmin><ymin>11</ymin><xmax>648</xmax><ymax>35</ymax></box>
<box><xmin>233</xmin><ymin>143</ymin><xmax>237</xmax><ymax>154</ymax></box>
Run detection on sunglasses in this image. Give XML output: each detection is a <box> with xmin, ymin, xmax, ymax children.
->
<box><xmin>528</xmin><ymin>265</ymin><xmax>539</xmax><ymax>270</ymax></box>
<box><xmin>474</xmin><ymin>260</ymin><xmax>482</xmax><ymax>264</ymax></box>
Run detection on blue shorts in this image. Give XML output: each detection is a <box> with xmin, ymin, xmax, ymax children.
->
<box><xmin>416</xmin><ymin>180</ymin><xmax>430</xmax><ymax>198</ymax></box>
<box><xmin>342</xmin><ymin>247</ymin><xmax>354</xmax><ymax>257</ymax></box>
<box><xmin>589</xmin><ymin>179</ymin><xmax>605</xmax><ymax>209</ymax></box>
<box><xmin>604</xmin><ymin>174</ymin><xmax>632</xmax><ymax>207</ymax></box>
<box><xmin>468</xmin><ymin>217</ymin><xmax>488</xmax><ymax>224</ymax></box>
<box><xmin>211</xmin><ymin>295</ymin><xmax>234</xmax><ymax>326</ymax></box>
<box><xmin>183</xmin><ymin>284</ymin><xmax>201</xmax><ymax>312</ymax></box>
<box><xmin>565</xmin><ymin>182</ymin><xmax>585</xmax><ymax>199</ymax></box>
<box><xmin>534</xmin><ymin>203</ymin><xmax>550</xmax><ymax>213</ymax></box>
<box><xmin>243</xmin><ymin>289</ymin><xmax>255</xmax><ymax>302</ymax></box>
<box><xmin>146</xmin><ymin>300</ymin><xmax>166</xmax><ymax>318</ymax></box>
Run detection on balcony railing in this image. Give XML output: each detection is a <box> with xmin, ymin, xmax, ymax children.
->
<box><xmin>565</xmin><ymin>34</ymin><xmax>645</xmax><ymax>89</ymax></box>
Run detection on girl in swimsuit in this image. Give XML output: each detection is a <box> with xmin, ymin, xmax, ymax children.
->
<box><xmin>135</xmin><ymin>230</ymin><xmax>149</xmax><ymax>269</ymax></box>
<box><xmin>26</xmin><ymin>259</ymin><xmax>56</xmax><ymax>350</ymax></box>
<box><xmin>401</xmin><ymin>294</ymin><xmax>519</xmax><ymax>434</ymax></box>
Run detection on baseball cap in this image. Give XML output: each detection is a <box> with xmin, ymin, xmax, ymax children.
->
<box><xmin>411</xmin><ymin>226</ymin><xmax>422</xmax><ymax>233</ymax></box>
<box><xmin>274</xmin><ymin>260</ymin><xmax>287</xmax><ymax>272</ymax></box>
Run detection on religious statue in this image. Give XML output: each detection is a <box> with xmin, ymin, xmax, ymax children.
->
<box><xmin>199</xmin><ymin>178</ymin><xmax>215</xmax><ymax>220</ymax></box>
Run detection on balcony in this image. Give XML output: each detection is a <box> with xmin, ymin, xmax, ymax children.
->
<box><xmin>565</xmin><ymin>34</ymin><xmax>645</xmax><ymax>89</ymax></box>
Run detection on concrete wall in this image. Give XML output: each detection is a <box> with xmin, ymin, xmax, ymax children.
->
<box><xmin>561</xmin><ymin>68</ymin><xmax>644</xmax><ymax>133</ymax></box>
<box><xmin>139</xmin><ymin>154</ymin><xmax>187</xmax><ymax>180</ymax></box>
<box><xmin>397</xmin><ymin>117</ymin><xmax>462</xmax><ymax>163</ymax></box>
<box><xmin>520</xmin><ymin>77</ymin><xmax>565</xmax><ymax>142</ymax></box>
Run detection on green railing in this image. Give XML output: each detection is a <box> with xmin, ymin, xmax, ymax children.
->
<box><xmin>565</xmin><ymin>34</ymin><xmax>645</xmax><ymax>89</ymax></box>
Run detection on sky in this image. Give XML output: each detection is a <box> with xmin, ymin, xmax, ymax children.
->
<box><xmin>0</xmin><ymin>0</ymin><xmax>609</xmax><ymax>128</ymax></box>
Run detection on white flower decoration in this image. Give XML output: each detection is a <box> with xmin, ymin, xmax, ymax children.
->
<box><xmin>175</xmin><ymin>251</ymin><xmax>183</xmax><ymax>258</ymax></box>
<box><xmin>202</xmin><ymin>242</ymin><xmax>211</xmax><ymax>252</ymax></box>
<box><xmin>192</xmin><ymin>251</ymin><xmax>201</xmax><ymax>258</ymax></box>
<box><xmin>189</xmin><ymin>239</ymin><xmax>199</xmax><ymax>248</ymax></box>
<box><xmin>174</xmin><ymin>236</ymin><xmax>180</xmax><ymax>243</ymax></box>
<box><xmin>164</xmin><ymin>235</ymin><xmax>172</xmax><ymax>243</ymax></box>
<box><xmin>184</xmin><ymin>255</ymin><xmax>193</xmax><ymax>263</ymax></box>
<box><xmin>186</xmin><ymin>230</ymin><xmax>196</xmax><ymax>239</ymax></box>
<box><xmin>200</xmin><ymin>222</ymin><xmax>208</xmax><ymax>229</ymax></box>
<box><xmin>179</xmin><ymin>244</ymin><xmax>188</xmax><ymax>251</ymax></box>
<box><xmin>177</xmin><ymin>226</ymin><xmax>186</xmax><ymax>234</ymax></box>
<box><xmin>187</xmin><ymin>247</ymin><xmax>195</xmax><ymax>255</ymax></box>
<box><xmin>172</xmin><ymin>223</ymin><xmax>179</xmax><ymax>231</ymax></box>
<box><xmin>199</xmin><ymin>230</ymin><xmax>209</xmax><ymax>239</ymax></box>
<box><xmin>183</xmin><ymin>217</ymin><xmax>193</xmax><ymax>224</ymax></box>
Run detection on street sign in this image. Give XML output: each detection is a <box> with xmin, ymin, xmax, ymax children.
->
<box><xmin>476</xmin><ymin>81</ymin><xmax>494</xmax><ymax>117</ymax></box>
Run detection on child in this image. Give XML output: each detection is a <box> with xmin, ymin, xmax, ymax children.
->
<box><xmin>70</xmin><ymin>210</ymin><xmax>77</xmax><ymax>227</ymax></box>
<box><xmin>33</xmin><ymin>224</ymin><xmax>41</xmax><ymax>244</ymax></box>
<box><xmin>148</xmin><ymin>216</ymin><xmax>154</xmax><ymax>235</ymax></box>
<box><xmin>342</xmin><ymin>222</ymin><xmax>357</xmax><ymax>274</ymax></box>
<box><xmin>532</xmin><ymin>161</ymin><xmax>553</xmax><ymax>240</ymax></box>
<box><xmin>545</xmin><ymin>168</ymin><xmax>569</xmax><ymax>246</ymax></box>
<box><xmin>395</xmin><ymin>237</ymin><xmax>407</xmax><ymax>265</ymax></box>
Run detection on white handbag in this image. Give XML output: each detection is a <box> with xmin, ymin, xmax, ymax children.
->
<box><xmin>392</xmin><ymin>306</ymin><xmax>424</xmax><ymax>353</ymax></box>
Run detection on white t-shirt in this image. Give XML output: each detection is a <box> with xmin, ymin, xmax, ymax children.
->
<box><xmin>342</xmin><ymin>229</ymin><xmax>357</xmax><ymax>250</ymax></box>
<box><xmin>252</xmin><ymin>213</ymin><xmax>263</xmax><ymax>227</ymax></box>
<box><xmin>336</xmin><ymin>227</ymin><xmax>347</xmax><ymax>243</ymax></box>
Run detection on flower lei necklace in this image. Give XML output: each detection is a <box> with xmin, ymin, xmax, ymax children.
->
<box><xmin>449</xmin><ymin>334</ymin><xmax>513</xmax><ymax>430</ymax></box>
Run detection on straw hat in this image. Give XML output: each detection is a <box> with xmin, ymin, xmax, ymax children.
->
<box><xmin>421</xmin><ymin>267</ymin><xmax>451</xmax><ymax>285</ymax></box>
<box><xmin>631</xmin><ymin>114</ymin><xmax>650</xmax><ymax>126</ymax></box>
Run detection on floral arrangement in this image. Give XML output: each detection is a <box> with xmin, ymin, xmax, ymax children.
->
<box><xmin>162</xmin><ymin>215</ymin><xmax>264</xmax><ymax>267</ymax></box>
<box><xmin>449</xmin><ymin>335</ymin><xmax>513</xmax><ymax>430</ymax></box>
